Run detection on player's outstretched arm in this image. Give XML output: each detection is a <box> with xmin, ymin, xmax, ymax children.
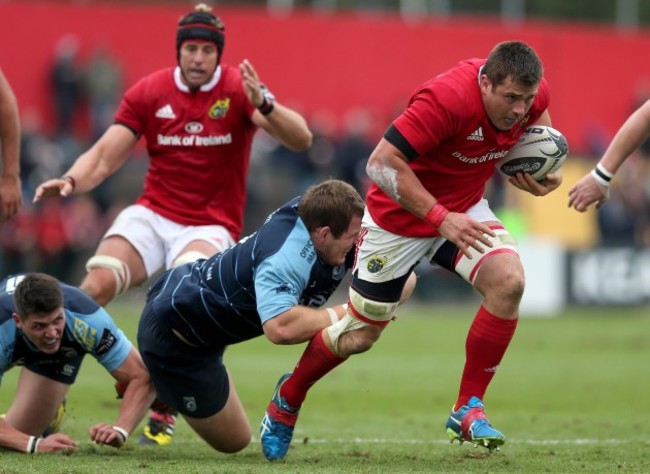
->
<box><xmin>239</xmin><ymin>59</ymin><xmax>313</xmax><ymax>152</ymax></box>
<box><xmin>0</xmin><ymin>416</ymin><xmax>76</xmax><ymax>453</ymax></box>
<box><xmin>89</xmin><ymin>348</ymin><xmax>155</xmax><ymax>448</ymax></box>
<box><xmin>0</xmin><ymin>68</ymin><xmax>22</xmax><ymax>223</ymax></box>
<box><xmin>568</xmin><ymin>99</ymin><xmax>650</xmax><ymax>212</ymax></box>
<box><xmin>263</xmin><ymin>304</ymin><xmax>348</xmax><ymax>345</ymax></box>
<box><xmin>33</xmin><ymin>124</ymin><xmax>137</xmax><ymax>203</ymax></box>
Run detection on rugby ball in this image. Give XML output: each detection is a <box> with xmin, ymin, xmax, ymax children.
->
<box><xmin>497</xmin><ymin>126</ymin><xmax>569</xmax><ymax>181</ymax></box>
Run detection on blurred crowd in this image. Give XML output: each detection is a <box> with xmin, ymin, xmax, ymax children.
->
<box><xmin>2</xmin><ymin>35</ymin><xmax>650</xmax><ymax>292</ymax></box>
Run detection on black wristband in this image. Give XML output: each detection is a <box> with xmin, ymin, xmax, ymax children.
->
<box><xmin>258</xmin><ymin>96</ymin><xmax>275</xmax><ymax>116</ymax></box>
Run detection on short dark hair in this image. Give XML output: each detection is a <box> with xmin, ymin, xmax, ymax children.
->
<box><xmin>483</xmin><ymin>40</ymin><xmax>543</xmax><ymax>88</ymax></box>
<box><xmin>298</xmin><ymin>180</ymin><xmax>365</xmax><ymax>238</ymax></box>
<box><xmin>13</xmin><ymin>273</ymin><xmax>63</xmax><ymax>320</ymax></box>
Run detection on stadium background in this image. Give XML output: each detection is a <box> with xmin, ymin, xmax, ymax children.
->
<box><xmin>0</xmin><ymin>2</ymin><xmax>648</xmax><ymax>471</ymax></box>
<box><xmin>0</xmin><ymin>0</ymin><xmax>649</xmax><ymax>312</ymax></box>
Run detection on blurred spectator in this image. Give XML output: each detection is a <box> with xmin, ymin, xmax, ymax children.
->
<box><xmin>19</xmin><ymin>108</ymin><xmax>67</xmax><ymax>195</ymax></box>
<box><xmin>84</xmin><ymin>44</ymin><xmax>123</xmax><ymax>141</ymax></box>
<box><xmin>335</xmin><ymin>107</ymin><xmax>377</xmax><ymax>195</ymax></box>
<box><xmin>50</xmin><ymin>34</ymin><xmax>83</xmax><ymax>136</ymax></box>
<box><xmin>33</xmin><ymin>199</ymin><xmax>70</xmax><ymax>280</ymax></box>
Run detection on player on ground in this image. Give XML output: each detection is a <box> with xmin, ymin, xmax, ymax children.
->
<box><xmin>569</xmin><ymin>99</ymin><xmax>650</xmax><ymax>211</ymax></box>
<box><xmin>137</xmin><ymin>180</ymin><xmax>415</xmax><ymax>454</ymax></box>
<box><xmin>0</xmin><ymin>68</ymin><xmax>22</xmax><ymax>223</ymax></box>
<box><xmin>0</xmin><ymin>273</ymin><xmax>155</xmax><ymax>453</ymax></box>
<box><xmin>260</xmin><ymin>40</ymin><xmax>562</xmax><ymax>460</ymax></box>
<box><xmin>32</xmin><ymin>3</ymin><xmax>312</xmax><ymax>445</ymax></box>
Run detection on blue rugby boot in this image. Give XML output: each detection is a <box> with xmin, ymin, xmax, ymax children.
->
<box><xmin>445</xmin><ymin>396</ymin><xmax>506</xmax><ymax>451</ymax></box>
<box><xmin>260</xmin><ymin>373</ymin><xmax>300</xmax><ymax>461</ymax></box>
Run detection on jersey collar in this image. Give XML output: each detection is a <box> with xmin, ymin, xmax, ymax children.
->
<box><xmin>174</xmin><ymin>65</ymin><xmax>222</xmax><ymax>93</ymax></box>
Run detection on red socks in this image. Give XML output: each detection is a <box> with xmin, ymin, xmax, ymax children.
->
<box><xmin>456</xmin><ymin>306</ymin><xmax>518</xmax><ymax>409</ymax></box>
<box><xmin>280</xmin><ymin>331</ymin><xmax>347</xmax><ymax>408</ymax></box>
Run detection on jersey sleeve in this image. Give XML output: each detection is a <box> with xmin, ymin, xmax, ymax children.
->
<box><xmin>254</xmin><ymin>251</ymin><xmax>310</xmax><ymax>324</ymax></box>
<box><xmin>114</xmin><ymin>77</ymin><xmax>148</xmax><ymax>135</ymax></box>
<box><xmin>67</xmin><ymin>308</ymin><xmax>133</xmax><ymax>373</ymax></box>
<box><xmin>391</xmin><ymin>82</ymin><xmax>459</xmax><ymax>157</ymax></box>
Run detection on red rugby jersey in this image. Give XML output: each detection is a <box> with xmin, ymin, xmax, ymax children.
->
<box><xmin>115</xmin><ymin>65</ymin><xmax>256</xmax><ymax>239</ymax></box>
<box><xmin>367</xmin><ymin>59</ymin><xmax>550</xmax><ymax>238</ymax></box>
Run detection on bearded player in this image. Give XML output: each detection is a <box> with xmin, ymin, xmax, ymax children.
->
<box><xmin>260</xmin><ymin>40</ymin><xmax>563</xmax><ymax>460</ymax></box>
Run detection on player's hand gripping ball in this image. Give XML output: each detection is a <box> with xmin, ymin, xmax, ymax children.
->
<box><xmin>497</xmin><ymin>125</ymin><xmax>569</xmax><ymax>181</ymax></box>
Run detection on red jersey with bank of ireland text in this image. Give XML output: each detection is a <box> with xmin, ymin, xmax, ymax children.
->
<box><xmin>114</xmin><ymin>65</ymin><xmax>257</xmax><ymax>240</ymax></box>
<box><xmin>366</xmin><ymin>58</ymin><xmax>550</xmax><ymax>238</ymax></box>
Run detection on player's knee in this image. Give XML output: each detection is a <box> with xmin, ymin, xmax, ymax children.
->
<box><xmin>85</xmin><ymin>255</ymin><xmax>132</xmax><ymax>304</ymax></box>
<box><xmin>209</xmin><ymin>427</ymin><xmax>251</xmax><ymax>453</ymax></box>
<box><xmin>340</xmin><ymin>326</ymin><xmax>381</xmax><ymax>355</ymax></box>
<box><xmin>496</xmin><ymin>265</ymin><xmax>525</xmax><ymax>302</ymax></box>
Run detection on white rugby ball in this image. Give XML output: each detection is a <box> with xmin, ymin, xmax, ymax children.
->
<box><xmin>497</xmin><ymin>125</ymin><xmax>569</xmax><ymax>181</ymax></box>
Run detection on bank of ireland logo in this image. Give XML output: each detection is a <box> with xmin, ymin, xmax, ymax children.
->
<box><xmin>183</xmin><ymin>396</ymin><xmax>197</xmax><ymax>412</ymax></box>
<box><xmin>367</xmin><ymin>255</ymin><xmax>387</xmax><ymax>273</ymax></box>
<box><xmin>209</xmin><ymin>98</ymin><xmax>230</xmax><ymax>119</ymax></box>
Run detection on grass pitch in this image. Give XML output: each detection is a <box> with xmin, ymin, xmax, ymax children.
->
<box><xmin>1</xmin><ymin>301</ymin><xmax>649</xmax><ymax>473</ymax></box>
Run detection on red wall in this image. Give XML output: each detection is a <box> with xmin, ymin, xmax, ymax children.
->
<box><xmin>2</xmin><ymin>2</ymin><xmax>650</xmax><ymax>153</ymax></box>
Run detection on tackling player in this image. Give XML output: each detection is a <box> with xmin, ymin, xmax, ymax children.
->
<box><xmin>260</xmin><ymin>40</ymin><xmax>562</xmax><ymax>460</ymax></box>
<box><xmin>0</xmin><ymin>273</ymin><xmax>155</xmax><ymax>453</ymax></box>
<box><xmin>32</xmin><ymin>3</ymin><xmax>312</xmax><ymax>445</ymax></box>
<box><xmin>137</xmin><ymin>179</ymin><xmax>415</xmax><ymax>454</ymax></box>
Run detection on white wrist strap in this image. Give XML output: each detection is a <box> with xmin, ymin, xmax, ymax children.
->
<box><xmin>112</xmin><ymin>426</ymin><xmax>129</xmax><ymax>443</ymax></box>
<box><xmin>591</xmin><ymin>163</ymin><xmax>613</xmax><ymax>187</ymax></box>
<box><xmin>26</xmin><ymin>435</ymin><xmax>40</xmax><ymax>454</ymax></box>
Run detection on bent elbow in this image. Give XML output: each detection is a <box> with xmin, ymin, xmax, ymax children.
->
<box><xmin>286</xmin><ymin>130</ymin><xmax>313</xmax><ymax>152</ymax></box>
<box><xmin>263</xmin><ymin>322</ymin><xmax>292</xmax><ymax>345</ymax></box>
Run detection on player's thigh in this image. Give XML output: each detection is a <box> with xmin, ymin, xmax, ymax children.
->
<box><xmin>5</xmin><ymin>368</ymin><xmax>68</xmax><ymax>435</ymax></box>
<box><xmin>182</xmin><ymin>371</ymin><xmax>251</xmax><ymax>453</ymax></box>
<box><xmin>167</xmin><ymin>224</ymin><xmax>235</xmax><ymax>268</ymax></box>
<box><xmin>354</xmin><ymin>213</ymin><xmax>430</xmax><ymax>285</ymax></box>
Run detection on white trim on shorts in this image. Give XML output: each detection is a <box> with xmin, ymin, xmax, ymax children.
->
<box><xmin>103</xmin><ymin>205</ymin><xmax>235</xmax><ymax>277</ymax></box>
<box><xmin>355</xmin><ymin>199</ymin><xmax>499</xmax><ymax>284</ymax></box>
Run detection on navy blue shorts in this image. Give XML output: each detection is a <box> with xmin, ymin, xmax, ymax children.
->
<box><xmin>137</xmin><ymin>302</ymin><xmax>229</xmax><ymax>418</ymax></box>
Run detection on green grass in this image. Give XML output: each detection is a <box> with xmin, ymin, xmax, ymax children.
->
<box><xmin>1</xmin><ymin>302</ymin><xmax>649</xmax><ymax>473</ymax></box>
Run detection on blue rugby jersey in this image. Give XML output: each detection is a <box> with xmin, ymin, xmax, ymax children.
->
<box><xmin>0</xmin><ymin>275</ymin><xmax>132</xmax><ymax>385</ymax></box>
<box><xmin>145</xmin><ymin>196</ymin><xmax>353</xmax><ymax>347</ymax></box>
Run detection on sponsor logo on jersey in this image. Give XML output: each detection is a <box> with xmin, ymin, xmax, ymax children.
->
<box><xmin>185</xmin><ymin>122</ymin><xmax>204</xmax><ymax>134</ymax></box>
<box><xmin>275</xmin><ymin>283</ymin><xmax>298</xmax><ymax>296</ymax></box>
<box><xmin>95</xmin><ymin>328</ymin><xmax>117</xmax><ymax>356</ymax></box>
<box><xmin>299</xmin><ymin>241</ymin><xmax>316</xmax><ymax>263</ymax></box>
<box><xmin>155</xmin><ymin>104</ymin><xmax>176</xmax><ymax>119</ymax></box>
<box><xmin>367</xmin><ymin>255</ymin><xmax>387</xmax><ymax>273</ymax></box>
<box><xmin>62</xmin><ymin>364</ymin><xmax>76</xmax><ymax>377</ymax></box>
<box><xmin>157</xmin><ymin>133</ymin><xmax>232</xmax><ymax>146</ymax></box>
<box><xmin>451</xmin><ymin>149</ymin><xmax>508</xmax><ymax>165</ymax></box>
<box><xmin>467</xmin><ymin>127</ymin><xmax>484</xmax><ymax>141</ymax></box>
<box><xmin>73</xmin><ymin>318</ymin><xmax>97</xmax><ymax>352</ymax></box>
<box><xmin>208</xmin><ymin>98</ymin><xmax>230</xmax><ymax>119</ymax></box>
